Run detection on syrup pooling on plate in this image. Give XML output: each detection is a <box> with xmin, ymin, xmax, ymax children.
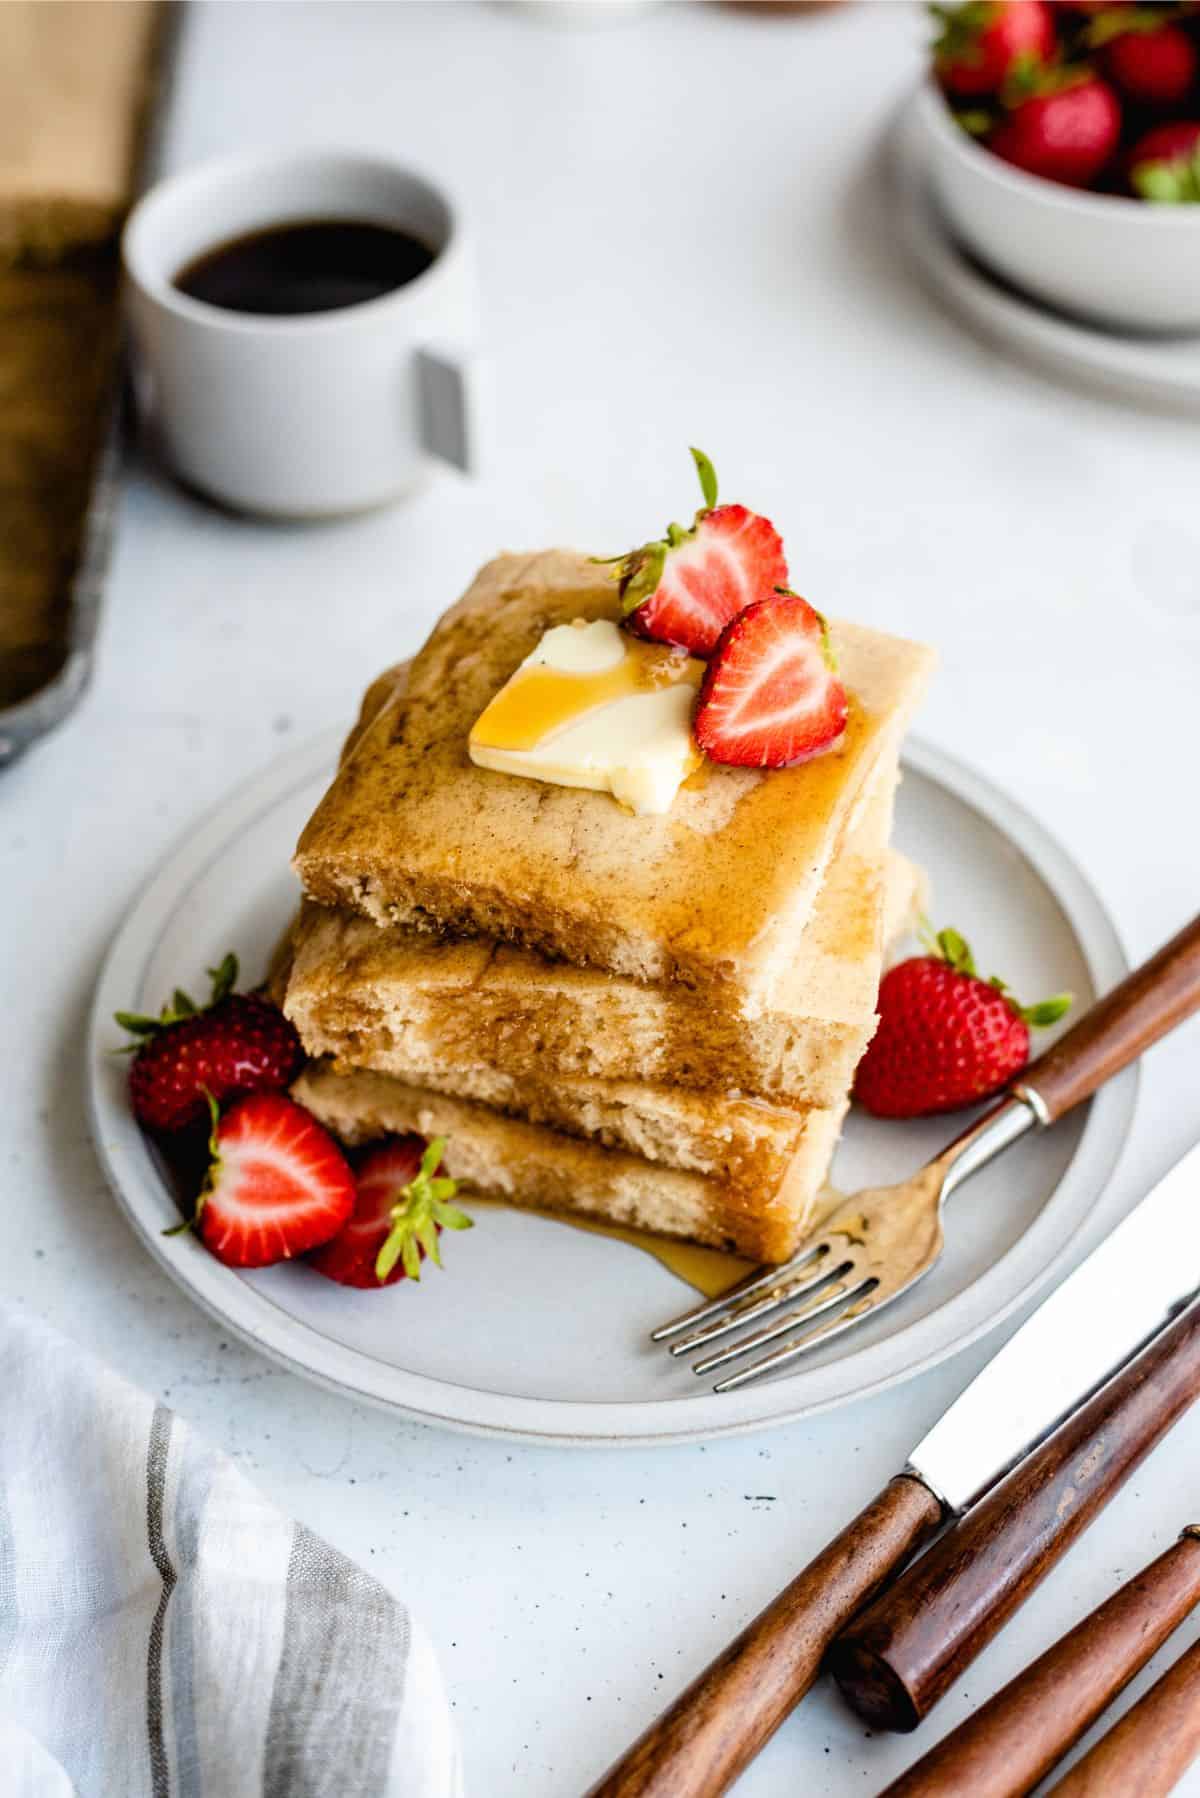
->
<box><xmin>464</xmin><ymin>1185</ymin><xmax>846</xmax><ymax>1298</ymax></box>
<box><xmin>468</xmin><ymin>618</ymin><xmax>704</xmax><ymax>815</ymax></box>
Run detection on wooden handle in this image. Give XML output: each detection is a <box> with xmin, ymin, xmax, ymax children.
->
<box><xmin>877</xmin><ymin>1534</ymin><xmax>1200</xmax><ymax>1797</ymax></box>
<box><xmin>585</xmin><ymin>1475</ymin><xmax>941</xmax><ymax>1798</ymax></box>
<box><xmin>1018</xmin><ymin>914</ymin><xmax>1200</xmax><ymax>1124</ymax></box>
<box><xmin>1049</xmin><ymin>1614</ymin><xmax>1200</xmax><ymax>1797</ymax></box>
<box><xmin>832</xmin><ymin>1297</ymin><xmax>1200</xmax><ymax>1733</ymax></box>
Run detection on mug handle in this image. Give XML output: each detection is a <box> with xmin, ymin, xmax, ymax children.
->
<box><xmin>417</xmin><ymin>342</ymin><xmax>488</xmax><ymax>474</ymax></box>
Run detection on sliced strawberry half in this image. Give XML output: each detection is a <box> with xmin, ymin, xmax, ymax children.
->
<box><xmin>308</xmin><ymin>1135</ymin><xmax>473</xmax><ymax>1289</ymax></box>
<box><xmin>605</xmin><ymin>449</ymin><xmax>787</xmax><ymax>657</ymax></box>
<box><xmin>189</xmin><ymin>1092</ymin><xmax>355</xmax><ymax>1268</ymax></box>
<box><xmin>693</xmin><ymin>589</ymin><xmax>848</xmax><ymax>769</ymax></box>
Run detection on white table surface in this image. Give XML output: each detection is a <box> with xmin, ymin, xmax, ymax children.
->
<box><xmin>9</xmin><ymin>3</ymin><xmax>1200</xmax><ymax>1792</ymax></box>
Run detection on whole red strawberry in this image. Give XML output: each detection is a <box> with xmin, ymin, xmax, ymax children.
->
<box><xmin>1096</xmin><ymin>14</ymin><xmax>1197</xmax><ymax>110</ymax></box>
<box><xmin>856</xmin><ymin>927</ymin><xmax>1071</xmax><ymax>1119</ymax></box>
<box><xmin>186</xmin><ymin>1092</ymin><xmax>355</xmax><ymax>1267</ymax></box>
<box><xmin>932</xmin><ymin>1</ymin><xmax>1056</xmax><ymax>99</ymax></box>
<box><xmin>1127</xmin><ymin>119</ymin><xmax>1200</xmax><ymax>200</ymax></box>
<box><xmin>118</xmin><ymin>954</ymin><xmax>303</xmax><ymax>1137</ymax></box>
<box><xmin>988</xmin><ymin>73</ymin><xmax>1121</xmax><ymax>187</ymax></box>
<box><xmin>308</xmin><ymin>1135</ymin><xmax>472</xmax><ymax>1288</ymax></box>
<box><xmin>601</xmin><ymin>449</ymin><xmax>787</xmax><ymax>658</ymax></box>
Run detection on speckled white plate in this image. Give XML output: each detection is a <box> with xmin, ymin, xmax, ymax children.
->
<box><xmin>87</xmin><ymin>732</ymin><xmax>1133</xmax><ymax>1445</ymax></box>
<box><xmin>891</xmin><ymin>85</ymin><xmax>1200</xmax><ymax>411</ymax></box>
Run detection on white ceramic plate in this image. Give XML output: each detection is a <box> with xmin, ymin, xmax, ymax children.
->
<box><xmin>890</xmin><ymin>86</ymin><xmax>1200</xmax><ymax>411</ymax></box>
<box><xmin>88</xmin><ymin>733</ymin><xmax>1133</xmax><ymax>1446</ymax></box>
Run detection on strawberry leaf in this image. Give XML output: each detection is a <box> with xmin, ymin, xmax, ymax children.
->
<box><xmin>114</xmin><ymin>1011</ymin><xmax>164</xmax><ymax>1036</ymax></box>
<box><xmin>618</xmin><ymin>543</ymin><xmax>668</xmax><ymax>617</ymax></box>
<box><xmin>935</xmin><ymin>927</ymin><xmax>978</xmax><ymax>979</ymax></box>
<box><xmin>402</xmin><ymin>1234</ymin><xmax>422</xmax><ymax>1282</ymax></box>
<box><xmin>814</xmin><ymin>607</ymin><xmax>837</xmax><ymax>674</ymax></box>
<box><xmin>1021</xmin><ymin>993</ymin><xmax>1073</xmax><ymax>1029</ymax></box>
<box><xmin>189</xmin><ymin>1088</ymin><xmax>224</xmax><ymax>1226</ymax></box>
<box><xmin>1085</xmin><ymin>7</ymin><xmax>1168</xmax><ymax>49</ymax></box>
<box><xmin>930</xmin><ymin>1</ymin><xmax>996</xmax><ymax>67</ymax></box>
<box><xmin>420</xmin><ymin>1136</ymin><xmax>447</xmax><ymax>1181</ymax></box>
<box><xmin>952</xmin><ymin>108</ymin><xmax>993</xmax><ymax>138</ymax></box>
<box><xmin>119</xmin><ymin>949</ymin><xmax>241</xmax><ymax>1045</ymax></box>
<box><xmin>432</xmin><ymin>1200</ymin><xmax>474</xmax><ymax>1231</ymax></box>
<box><xmin>375</xmin><ymin>1228</ymin><xmax>406</xmax><ymax>1282</ymax></box>
<box><xmin>1134</xmin><ymin>146</ymin><xmax>1200</xmax><ymax>205</ymax></box>
<box><xmin>208</xmin><ymin>954</ymin><xmax>238</xmax><ymax>1006</ymax></box>
<box><xmin>417</xmin><ymin>1215</ymin><xmax>442</xmax><ymax>1267</ymax></box>
<box><xmin>690</xmin><ymin>447</ymin><xmax>718</xmax><ymax>512</ymax></box>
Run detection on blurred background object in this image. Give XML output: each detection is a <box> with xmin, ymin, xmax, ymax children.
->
<box><xmin>0</xmin><ymin>1</ymin><xmax>167</xmax><ymax>746</ymax></box>
<box><xmin>0</xmin><ymin>1</ymin><xmax>164</xmax><ymax>260</ymax></box>
<box><xmin>722</xmin><ymin>2</ymin><xmax>850</xmax><ymax>13</ymax></box>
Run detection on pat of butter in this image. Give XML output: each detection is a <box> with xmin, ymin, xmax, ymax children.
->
<box><xmin>468</xmin><ymin>619</ymin><xmax>704</xmax><ymax>815</ymax></box>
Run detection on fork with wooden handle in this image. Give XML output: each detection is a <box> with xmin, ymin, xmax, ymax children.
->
<box><xmin>587</xmin><ymin>916</ymin><xmax>1200</xmax><ymax>1798</ymax></box>
<box><xmin>656</xmin><ymin>913</ymin><xmax>1200</xmax><ymax>1392</ymax></box>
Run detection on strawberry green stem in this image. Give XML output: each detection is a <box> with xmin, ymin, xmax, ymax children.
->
<box><xmin>374</xmin><ymin>1136</ymin><xmax>473</xmax><ymax>1284</ymax></box>
<box><xmin>920</xmin><ymin>921</ymin><xmax>1073</xmax><ymax>1028</ymax></box>
<box><xmin>593</xmin><ymin>448</ymin><xmax>721</xmax><ymax>616</ymax></box>
<box><xmin>690</xmin><ymin>447</ymin><xmax>718</xmax><ymax>511</ymax></box>
<box><xmin>115</xmin><ymin>952</ymin><xmax>240</xmax><ymax>1041</ymax></box>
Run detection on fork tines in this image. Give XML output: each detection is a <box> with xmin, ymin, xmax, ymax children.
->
<box><xmin>654</xmin><ymin>1233</ymin><xmax>879</xmax><ymax>1392</ymax></box>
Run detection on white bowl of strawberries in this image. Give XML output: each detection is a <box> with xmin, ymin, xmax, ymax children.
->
<box><xmin>920</xmin><ymin>1</ymin><xmax>1200</xmax><ymax>334</ymax></box>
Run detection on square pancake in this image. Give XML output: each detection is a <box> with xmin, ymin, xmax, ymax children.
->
<box><xmin>293</xmin><ymin>550</ymin><xmax>934</xmax><ymax>1011</ymax></box>
<box><xmin>285</xmin><ymin>846</ymin><xmax>923</xmax><ymax>1192</ymax></box>
<box><xmin>292</xmin><ymin>1062</ymin><xmax>847</xmax><ymax>1264</ymax></box>
<box><xmin>283</xmin><ymin>779</ymin><xmax>920</xmax><ymax>1108</ymax></box>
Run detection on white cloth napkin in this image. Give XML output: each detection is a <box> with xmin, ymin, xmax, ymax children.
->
<box><xmin>0</xmin><ymin>1306</ymin><xmax>461</xmax><ymax>1798</ymax></box>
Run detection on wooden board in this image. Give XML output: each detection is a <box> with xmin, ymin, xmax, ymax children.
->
<box><xmin>0</xmin><ymin>1</ymin><xmax>164</xmax><ymax>719</ymax></box>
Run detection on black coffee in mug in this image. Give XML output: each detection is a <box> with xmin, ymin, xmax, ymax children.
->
<box><xmin>173</xmin><ymin>218</ymin><xmax>436</xmax><ymax>317</ymax></box>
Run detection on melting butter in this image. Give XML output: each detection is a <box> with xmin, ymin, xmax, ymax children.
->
<box><xmin>468</xmin><ymin>619</ymin><xmax>704</xmax><ymax>815</ymax></box>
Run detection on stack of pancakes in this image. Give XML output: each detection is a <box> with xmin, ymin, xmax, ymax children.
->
<box><xmin>281</xmin><ymin>551</ymin><xmax>935</xmax><ymax>1264</ymax></box>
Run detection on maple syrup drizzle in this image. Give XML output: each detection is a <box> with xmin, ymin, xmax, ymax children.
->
<box><xmin>470</xmin><ymin>636</ymin><xmax>703</xmax><ymax>754</ymax></box>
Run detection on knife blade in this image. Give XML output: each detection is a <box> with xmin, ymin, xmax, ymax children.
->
<box><xmin>588</xmin><ymin>1139</ymin><xmax>1200</xmax><ymax>1798</ymax></box>
<box><xmin>910</xmin><ymin>1135</ymin><xmax>1200</xmax><ymax>1512</ymax></box>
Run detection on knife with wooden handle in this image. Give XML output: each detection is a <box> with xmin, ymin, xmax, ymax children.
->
<box><xmin>586</xmin><ymin>1133</ymin><xmax>1200</xmax><ymax>1797</ymax></box>
<box><xmin>833</xmin><ymin>1295</ymin><xmax>1200</xmax><ymax>1731</ymax></box>
<box><xmin>587</xmin><ymin>919</ymin><xmax>1200</xmax><ymax>1798</ymax></box>
<box><xmin>1048</xmin><ymin>1624</ymin><xmax>1200</xmax><ymax>1798</ymax></box>
<box><xmin>874</xmin><ymin>1530</ymin><xmax>1200</xmax><ymax>1797</ymax></box>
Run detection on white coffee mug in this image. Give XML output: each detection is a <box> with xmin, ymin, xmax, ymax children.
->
<box><xmin>122</xmin><ymin>147</ymin><xmax>484</xmax><ymax>517</ymax></box>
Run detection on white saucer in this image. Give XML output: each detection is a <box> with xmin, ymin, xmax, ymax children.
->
<box><xmin>87</xmin><ymin>733</ymin><xmax>1133</xmax><ymax>1446</ymax></box>
<box><xmin>890</xmin><ymin>86</ymin><xmax>1200</xmax><ymax>411</ymax></box>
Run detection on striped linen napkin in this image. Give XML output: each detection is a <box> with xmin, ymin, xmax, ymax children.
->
<box><xmin>0</xmin><ymin>1306</ymin><xmax>461</xmax><ymax>1798</ymax></box>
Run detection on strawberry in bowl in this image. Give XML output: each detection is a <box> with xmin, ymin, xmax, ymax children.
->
<box><xmin>1127</xmin><ymin>119</ymin><xmax>1200</xmax><ymax>200</ymax></box>
<box><xmin>932</xmin><ymin>0</ymin><xmax>1056</xmax><ymax>99</ymax></box>
<box><xmin>920</xmin><ymin>0</ymin><xmax>1200</xmax><ymax>333</ymax></box>
<box><xmin>987</xmin><ymin>69</ymin><xmax>1121</xmax><ymax>188</ymax></box>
